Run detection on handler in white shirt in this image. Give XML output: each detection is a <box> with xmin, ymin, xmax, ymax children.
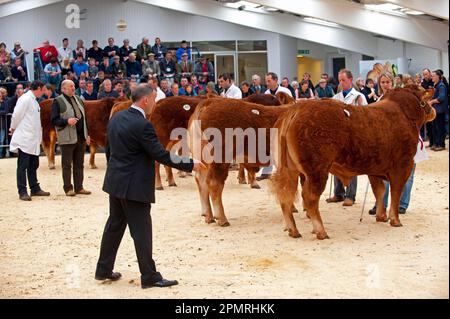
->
<box><xmin>257</xmin><ymin>72</ymin><xmax>293</xmax><ymax>180</ymax></box>
<box><xmin>264</xmin><ymin>72</ymin><xmax>293</xmax><ymax>97</ymax></box>
<box><xmin>326</xmin><ymin>69</ymin><xmax>367</xmax><ymax>206</ymax></box>
<box><xmin>9</xmin><ymin>80</ymin><xmax>51</xmax><ymax>201</ymax></box>
<box><xmin>219</xmin><ymin>73</ymin><xmax>242</xmax><ymax>99</ymax></box>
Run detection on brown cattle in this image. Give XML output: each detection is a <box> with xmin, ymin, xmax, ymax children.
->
<box><xmin>188</xmin><ymin>98</ymin><xmax>296</xmax><ymax>227</ymax></box>
<box><xmin>270</xmin><ymin>86</ymin><xmax>435</xmax><ymax>239</ymax></box>
<box><xmin>40</xmin><ymin>97</ymin><xmax>119</xmax><ymax>169</ymax></box>
<box><xmin>109</xmin><ymin>93</ymin><xmax>291</xmax><ymax>190</ymax></box>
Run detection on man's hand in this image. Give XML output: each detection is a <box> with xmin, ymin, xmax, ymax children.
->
<box><xmin>86</xmin><ymin>136</ymin><xmax>91</xmax><ymax>146</ymax></box>
<box><xmin>9</xmin><ymin>128</ymin><xmax>14</xmax><ymax>136</ymax></box>
<box><xmin>192</xmin><ymin>159</ymin><xmax>206</xmax><ymax>172</ymax></box>
<box><xmin>68</xmin><ymin>118</ymin><xmax>79</xmax><ymax>126</ymax></box>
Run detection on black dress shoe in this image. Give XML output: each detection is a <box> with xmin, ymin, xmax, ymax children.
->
<box><xmin>142</xmin><ymin>278</ymin><xmax>179</xmax><ymax>289</ymax></box>
<box><xmin>398</xmin><ymin>207</ymin><xmax>407</xmax><ymax>214</ymax></box>
<box><xmin>31</xmin><ymin>190</ymin><xmax>51</xmax><ymax>197</ymax></box>
<box><xmin>368</xmin><ymin>205</ymin><xmax>377</xmax><ymax>215</ymax></box>
<box><xmin>256</xmin><ymin>174</ymin><xmax>271</xmax><ymax>181</ymax></box>
<box><xmin>19</xmin><ymin>194</ymin><xmax>31</xmax><ymax>201</ymax></box>
<box><xmin>95</xmin><ymin>272</ymin><xmax>122</xmax><ymax>281</ymax></box>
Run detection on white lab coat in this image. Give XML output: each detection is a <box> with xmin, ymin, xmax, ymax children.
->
<box><xmin>333</xmin><ymin>88</ymin><xmax>367</xmax><ymax>106</ymax></box>
<box><xmin>156</xmin><ymin>87</ymin><xmax>166</xmax><ymax>102</ymax></box>
<box><xmin>9</xmin><ymin>90</ymin><xmax>42</xmax><ymax>156</ymax></box>
<box><xmin>221</xmin><ymin>83</ymin><xmax>242</xmax><ymax>99</ymax></box>
<box><xmin>264</xmin><ymin>85</ymin><xmax>293</xmax><ymax>97</ymax></box>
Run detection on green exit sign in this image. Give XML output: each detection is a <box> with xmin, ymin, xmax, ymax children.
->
<box><xmin>298</xmin><ymin>50</ymin><xmax>310</xmax><ymax>55</ymax></box>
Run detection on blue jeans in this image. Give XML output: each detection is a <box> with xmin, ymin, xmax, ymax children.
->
<box><xmin>45</xmin><ymin>74</ymin><xmax>62</xmax><ymax>88</ymax></box>
<box><xmin>260</xmin><ymin>165</ymin><xmax>273</xmax><ymax>175</ymax></box>
<box><xmin>383</xmin><ymin>164</ymin><xmax>415</xmax><ymax>210</ymax></box>
<box><xmin>0</xmin><ymin>126</ymin><xmax>6</xmax><ymax>157</ymax></box>
<box><xmin>334</xmin><ymin>176</ymin><xmax>357</xmax><ymax>201</ymax></box>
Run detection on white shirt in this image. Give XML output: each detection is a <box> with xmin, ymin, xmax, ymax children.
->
<box><xmin>221</xmin><ymin>83</ymin><xmax>242</xmax><ymax>99</ymax></box>
<box><xmin>264</xmin><ymin>85</ymin><xmax>293</xmax><ymax>97</ymax></box>
<box><xmin>9</xmin><ymin>91</ymin><xmax>43</xmax><ymax>156</ymax></box>
<box><xmin>58</xmin><ymin>46</ymin><xmax>73</xmax><ymax>62</ymax></box>
<box><xmin>333</xmin><ymin>88</ymin><xmax>367</xmax><ymax>106</ymax></box>
<box><xmin>156</xmin><ymin>87</ymin><xmax>166</xmax><ymax>102</ymax></box>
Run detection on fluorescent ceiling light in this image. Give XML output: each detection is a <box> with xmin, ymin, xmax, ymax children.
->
<box><xmin>224</xmin><ymin>1</ymin><xmax>268</xmax><ymax>13</ymax></box>
<box><xmin>402</xmin><ymin>9</ymin><xmax>425</xmax><ymax>15</ymax></box>
<box><xmin>364</xmin><ymin>3</ymin><xmax>406</xmax><ymax>16</ymax></box>
<box><xmin>303</xmin><ymin>17</ymin><xmax>340</xmax><ymax>28</ymax></box>
<box><xmin>264</xmin><ymin>6</ymin><xmax>279</xmax><ymax>12</ymax></box>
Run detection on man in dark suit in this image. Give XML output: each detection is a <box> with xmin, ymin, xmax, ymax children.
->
<box><xmin>95</xmin><ymin>85</ymin><xmax>204</xmax><ymax>289</ymax></box>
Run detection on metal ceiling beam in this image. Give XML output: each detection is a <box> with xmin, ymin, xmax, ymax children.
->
<box><xmin>133</xmin><ymin>0</ymin><xmax>379</xmax><ymax>56</ymax></box>
<box><xmin>246</xmin><ymin>0</ymin><xmax>448</xmax><ymax>51</ymax></box>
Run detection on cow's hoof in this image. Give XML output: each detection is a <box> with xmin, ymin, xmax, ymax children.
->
<box><xmin>156</xmin><ymin>186</ymin><xmax>164</xmax><ymax>191</ymax></box>
<box><xmin>168</xmin><ymin>183</ymin><xmax>177</xmax><ymax>187</ymax></box>
<box><xmin>390</xmin><ymin>220</ymin><xmax>403</xmax><ymax>227</ymax></box>
<box><xmin>90</xmin><ymin>165</ymin><xmax>98</xmax><ymax>169</ymax></box>
<box><xmin>288</xmin><ymin>229</ymin><xmax>302</xmax><ymax>238</ymax></box>
<box><xmin>305</xmin><ymin>212</ymin><xmax>311</xmax><ymax>219</ymax></box>
<box><xmin>205</xmin><ymin>218</ymin><xmax>216</xmax><ymax>224</ymax></box>
<box><xmin>251</xmin><ymin>184</ymin><xmax>261</xmax><ymax>189</ymax></box>
<box><xmin>316</xmin><ymin>232</ymin><xmax>330</xmax><ymax>240</ymax></box>
<box><xmin>49</xmin><ymin>166</ymin><xmax>55</xmax><ymax>170</ymax></box>
<box><xmin>238</xmin><ymin>179</ymin><xmax>247</xmax><ymax>185</ymax></box>
<box><xmin>376</xmin><ymin>215</ymin><xmax>388</xmax><ymax>223</ymax></box>
<box><xmin>218</xmin><ymin>221</ymin><xmax>230</xmax><ymax>227</ymax></box>
<box><xmin>292</xmin><ymin>206</ymin><xmax>299</xmax><ymax>213</ymax></box>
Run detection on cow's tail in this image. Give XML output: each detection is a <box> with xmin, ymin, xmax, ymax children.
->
<box><xmin>269</xmin><ymin>109</ymin><xmax>299</xmax><ymax>205</ymax></box>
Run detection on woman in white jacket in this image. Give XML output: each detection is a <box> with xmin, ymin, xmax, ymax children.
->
<box><xmin>9</xmin><ymin>80</ymin><xmax>50</xmax><ymax>201</ymax></box>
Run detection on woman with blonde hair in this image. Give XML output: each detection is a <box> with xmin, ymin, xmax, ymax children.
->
<box><xmin>377</xmin><ymin>72</ymin><xmax>394</xmax><ymax>97</ymax></box>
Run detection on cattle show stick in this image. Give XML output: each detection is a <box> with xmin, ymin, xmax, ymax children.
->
<box><xmin>360</xmin><ymin>180</ymin><xmax>370</xmax><ymax>222</ymax></box>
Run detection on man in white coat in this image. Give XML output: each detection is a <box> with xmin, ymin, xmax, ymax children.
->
<box><xmin>219</xmin><ymin>73</ymin><xmax>242</xmax><ymax>99</ymax></box>
<box><xmin>326</xmin><ymin>69</ymin><xmax>367</xmax><ymax>206</ymax></box>
<box><xmin>9</xmin><ymin>81</ymin><xmax>51</xmax><ymax>201</ymax></box>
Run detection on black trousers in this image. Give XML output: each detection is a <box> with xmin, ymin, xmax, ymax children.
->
<box><xmin>426</xmin><ymin>121</ymin><xmax>434</xmax><ymax>146</ymax></box>
<box><xmin>432</xmin><ymin>112</ymin><xmax>447</xmax><ymax>148</ymax></box>
<box><xmin>60</xmin><ymin>139</ymin><xmax>86</xmax><ymax>193</ymax></box>
<box><xmin>96</xmin><ymin>196</ymin><xmax>163</xmax><ymax>285</ymax></box>
<box><xmin>16</xmin><ymin>149</ymin><xmax>41</xmax><ymax>195</ymax></box>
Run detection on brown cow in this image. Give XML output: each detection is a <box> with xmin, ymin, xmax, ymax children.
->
<box><xmin>188</xmin><ymin>98</ymin><xmax>296</xmax><ymax>227</ymax></box>
<box><xmin>109</xmin><ymin>93</ymin><xmax>292</xmax><ymax>190</ymax></box>
<box><xmin>40</xmin><ymin>97</ymin><xmax>119</xmax><ymax>169</ymax></box>
<box><xmin>270</xmin><ymin>86</ymin><xmax>435</xmax><ymax>239</ymax></box>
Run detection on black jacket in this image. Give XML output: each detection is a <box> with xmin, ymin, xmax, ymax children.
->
<box><xmin>103</xmin><ymin>107</ymin><xmax>194</xmax><ymax>203</ymax></box>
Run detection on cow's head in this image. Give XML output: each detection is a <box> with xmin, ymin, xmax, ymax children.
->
<box><xmin>404</xmin><ymin>84</ymin><xmax>436</xmax><ymax>123</ymax></box>
<box><xmin>276</xmin><ymin>92</ymin><xmax>295</xmax><ymax>105</ymax></box>
<box><xmin>388</xmin><ymin>85</ymin><xmax>436</xmax><ymax>127</ymax></box>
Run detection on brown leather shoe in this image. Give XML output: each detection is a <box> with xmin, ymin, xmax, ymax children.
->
<box><xmin>66</xmin><ymin>190</ymin><xmax>76</xmax><ymax>197</ymax></box>
<box><xmin>342</xmin><ymin>198</ymin><xmax>354</xmax><ymax>206</ymax></box>
<box><xmin>76</xmin><ymin>189</ymin><xmax>91</xmax><ymax>195</ymax></box>
<box><xmin>326</xmin><ymin>196</ymin><xmax>344</xmax><ymax>203</ymax></box>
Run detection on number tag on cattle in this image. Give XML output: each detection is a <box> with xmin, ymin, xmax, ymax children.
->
<box><xmin>251</xmin><ymin>109</ymin><xmax>260</xmax><ymax>115</ymax></box>
<box><xmin>343</xmin><ymin>109</ymin><xmax>350</xmax><ymax>117</ymax></box>
<box><xmin>183</xmin><ymin>104</ymin><xmax>191</xmax><ymax>111</ymax></box>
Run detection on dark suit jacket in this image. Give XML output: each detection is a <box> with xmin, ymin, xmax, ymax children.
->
<box><xmin>103</xmin><ymin>107</ymin><xmax>194</xmax><ymax>203</ymax></box>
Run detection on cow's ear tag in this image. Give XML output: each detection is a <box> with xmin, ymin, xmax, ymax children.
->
<box><xmin>343</xmin><ymin>109</ymin><xmax>350</xmax><ymax>117</ymax></box>
<box><xmin>251</xmin><ymin>109</ymin><xmax>260</xmax><ymax>115</ymax></box>
<box><xmin>183</xmin><ymin>104</ymin><xmax>191</xmax><ymax>111</ymax></box>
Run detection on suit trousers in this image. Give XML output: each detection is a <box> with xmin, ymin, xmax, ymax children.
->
<box><xmin>333</xmin><ymin>175</ymin><xmax>358</xmax><ymax>201</ymax></box>
<box><xmin>96</xmin><ymin>196</ymin><xmax>163</xmax><ymax>285</ymax></box>
<box><xmin>17</xmin><ymin>149</ymin><xmax>41</xmax><ymax>195</ymax></box>
<box><xmin>60</xmin><ymin>139</ymin><xmax>86</xmax><ymax>193</ymax></box>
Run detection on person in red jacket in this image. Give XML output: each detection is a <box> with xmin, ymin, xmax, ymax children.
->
<box><xmin>33</xmin><ymin>40</ymin><xmax>58</xmax><ymax>65</ymax></box>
